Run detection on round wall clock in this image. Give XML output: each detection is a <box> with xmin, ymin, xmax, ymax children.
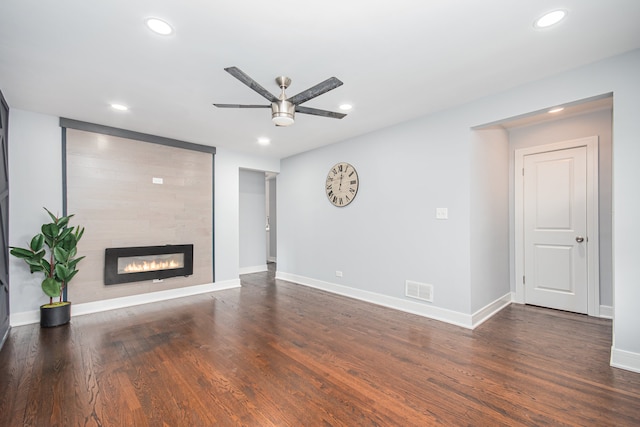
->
<box><xmin>325</xmin><ymin>162</ymin><xmax>359</xmax><ymax>207</ymax></box>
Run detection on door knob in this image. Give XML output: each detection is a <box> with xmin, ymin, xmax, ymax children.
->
<box><xmin>575</xmin><ymin>236</ymin><xmax>585</xmax><ymax>243</ymax></box>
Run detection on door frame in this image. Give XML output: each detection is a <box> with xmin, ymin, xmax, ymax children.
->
<box><xmin>514</xmin><ymin>136</ymin><xmax>600</xmax><ymax>316</ymax></box>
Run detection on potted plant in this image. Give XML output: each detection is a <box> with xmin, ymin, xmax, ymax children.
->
<box><xmin>10</xmin><ymin>208</ymin><xmax>85</xmax><ymax>327</ymax></box>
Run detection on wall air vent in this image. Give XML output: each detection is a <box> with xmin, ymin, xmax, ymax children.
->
<box><xmin>405</xmin><ymin>280</ymin><xmax>433</xmax><ymax>303</ymax></box>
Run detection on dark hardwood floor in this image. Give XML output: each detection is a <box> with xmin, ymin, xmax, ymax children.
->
<box><xmin>1</xmin><ymin>266</ymin><xmax>639</xmax><ymax>426</ymax></box>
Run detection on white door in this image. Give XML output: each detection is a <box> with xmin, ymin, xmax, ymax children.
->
<box><xmin>523</xmin><ymin>146</ymin><xmax>588</xmax><ymax>313</ymax></box>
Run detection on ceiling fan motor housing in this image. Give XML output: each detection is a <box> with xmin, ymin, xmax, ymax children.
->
<box><xmin>271</xmin><ymin>100</ymin><xmax>295</xmax><ymax>126</ymax></box>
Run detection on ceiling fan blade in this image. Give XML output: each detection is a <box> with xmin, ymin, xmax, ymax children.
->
<box><xmin>224</xmin><ymin>67</ymin><xmax>279</xmax><ymax>103</ymax></box>
<box><xmin>287</xmin><ymin>77</ymin><xmax>343</xmax><ymax>105</ymax></box>
<box><xmin>213</xmin><ymin>103</ymin><xmax>270</xmax><ymax>108</ymax></box>
<box><xmin>295</xmin><ymin>106</ymin><xmax>346</xmax><ymax>119</ymax></box>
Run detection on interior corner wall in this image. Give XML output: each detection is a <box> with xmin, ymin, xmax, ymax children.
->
<box><xmin>239</xmin><ymin>169</ymin><xmax>267</xmax><ymax>272</ymax></box>
<box><xmin>214</xmin><ymin>148</ymin><xmax>279</xmax><ymax>283</ymax></box>
<box><xmin>469</xmin><ymin>128</ymin><xmax>510</xmax><ymax>313</ymax></box>
<box><xmin>507</xmin><ymin>109</ymin><xmax>613</xmax><ymax>307</ymax></box>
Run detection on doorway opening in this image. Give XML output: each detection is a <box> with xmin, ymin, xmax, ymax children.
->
<box><xmin>474</xmin><ymin>93</ymin><xmax>613</xmax><ymax>317</ymax></box>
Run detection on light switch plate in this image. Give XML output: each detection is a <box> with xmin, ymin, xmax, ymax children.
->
<box><xmin>436</xmin><ymin>208</ymin><xmax>448</xmax><ymax>219</ymax></box>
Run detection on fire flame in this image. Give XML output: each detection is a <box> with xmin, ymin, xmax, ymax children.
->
<box><xmin>123</xmin><ymin>259</ymin><xmax>181</xmax><ymax>273</ymax></box>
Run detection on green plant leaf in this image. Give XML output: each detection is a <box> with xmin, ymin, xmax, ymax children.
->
<box><xmin>25</xmin><ymin>257</ymin><xmax>43</xmax><ymax>267</ymax></box>
<box><xmin>9</xmin><ymin>247</ymin><xmax>34</xmax><ymax>259</ymax></box>
<box><xmin>57</xmin><ymin>216</ymin><xmax>70</xmax><ymax>228</ymax></box>
<box><xmin>55</xmin><ymin>264</ymin><xmax>71</xmax><ymax>281</ymax></box>
<box><xmin>29</xmin><ymin>234</ymin><xmax>45</xmax><ymax>251</ymax></box>
<box><xmin>58</xmin><ymin>227</ymin><xmax>73</xmax><ymax>242</ymax></box>
<box><xmin>44</xmin><ymin>207</ymin><xmax>58</xmax><ymax>223</ymax></box>
<box><xmin>41</xmin><ymin>223</ymin><xmax>59</xmax><ymax>239</ymax></box>
<box><xmin>29</xmin><ymin>264</ymin><xmax>44</xmax><ymax>274</ymax></box>
<box><xmin>41</xmin><ymin>277</ymin><xmax>61</xmax><ymax>298</ymax></box>
<box><xmin>53</xmin><ymin>247</ymin><xmax>69</xmax><ymax>263</ymax></box>
<box><xmin>67</xmin><ymin>256</ymin><xmax>85</xmax><ymax>269</ymax></box>
<box><xmin>42</xmin><ymin>259</ymin><xmax>51</xmax><ymax>275</ymax></box>
<box><xmin>61</xmin><ymin>234</ymin><xmax>78</xmax><ymax>251</ymax></box>
<box><xmin>64</xmin><ymin>270</ymin><xmax>79</xmax><ymax>283</ymax></box>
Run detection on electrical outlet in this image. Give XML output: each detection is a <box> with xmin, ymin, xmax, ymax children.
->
<box><xmin>436</xmin><ymin>208</ymin><xmax>448</xmax><ymax>219</ymax></box>
<box><xmin>336</xmin><ymin>271</ymin><xmax>343</xmax><ymax>277</ymax></box>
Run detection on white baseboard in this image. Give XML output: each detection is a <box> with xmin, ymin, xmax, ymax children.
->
<box><xmin>239</xmin><ymin>264</ymin><xmax>268</xmax><ymax>275</ymax></box>
<box><xmin>10</xmin><ymin>279</ymin><xmax>241</xmax><ymax>327</ymax></box>
<box><xmin>610</xmin><ymin>347</ymin><xmax>640</xmax><ymax>373</ymax></box>
<box><xmin>275</xmin><ymin>271</ymin><xmax>510</xmax><ymax>329</ymax></box>
<box><xmin>599</xmin><ymin>305</ymin><xmax>613</xmax><ymax>319</ymax></box>
<box><xmin>0</xmin><ymin>326</ymin><xmax>9</xmax><ymax>351</ymax></box>
<box><xmin>10</xmin><ymin>310</ymin><xmax>40</xmax><ymax>327</ymax></box>
<box><xmin>471</xmin><ymin>293</ymin><xmax>513</xmax><ymax>328</ymax></box>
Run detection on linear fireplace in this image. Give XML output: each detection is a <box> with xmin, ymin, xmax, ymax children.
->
<box><xmin>104</xmin><ymin>244</ymin><xmax>194</xmax><ymax>285</ymax></box>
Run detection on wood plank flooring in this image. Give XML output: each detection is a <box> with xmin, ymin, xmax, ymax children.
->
<box><xmin>1</xmin><ymin>266</ymin><xmax>639</xmax><ymax>426</ymax></box>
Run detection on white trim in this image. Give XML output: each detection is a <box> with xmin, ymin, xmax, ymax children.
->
<box><xmin>610</xmin><ymin>347</ymin><xmax>640</xmax><ymax>373</ymax></box>
<box><xmin>239</xmin><ymin>264</ymin><xmax>268</xmax><ymax>275</ymax></box>
<box><xmin>471</xmin><ymin>293</ymin><xmax>513</xmax><ymax>328</ymax></box>
<box><xmin>514</xmin><ymin>136</ymin><xmax>600</xmax><ymax>316</ymax></box>
<box><xmin>276</xmin><ymin>271</ymin><xmax>510</xmax><ymax>329</ymax></box>
<box><xmin>10</xmin><ymin>310</ymin><xmax>39</xmax><ymax>327</ymax></box>
<box><xmin>10</xmin><ymin>279</ymin><xmax>241</xmax><ymax>326</ymax></box>
<box><xmin>0</xmin><ymin>326</ymin><xmax>9</xmax><ymax>351</ymax></box>
<box><xmin>599</xmin><ymin>305</ymin><xmax>613</xmax><ymax>319</ymax></box>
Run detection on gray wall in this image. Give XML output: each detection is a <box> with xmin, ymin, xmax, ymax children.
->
<box><xmin>267</xmin><ymin>177</ymin><xmax>277</xmax><ymax>261</ymax></box>
<box><xmin>239</xmin><ymin>169</ymin><xmax>267</xmax><ymax>272</ymax></box>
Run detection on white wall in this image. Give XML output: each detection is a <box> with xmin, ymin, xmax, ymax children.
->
<box><xmin>7</xmin><ymin>114</ymin><xmax>280</xmax><ymax>320</ymax></box>
<box><xmin>277</xmin><ymin>49</ymin><xmax>640</xmax><ymax>370</ymax></box>
<box><xmin>239</xmin><ymin>169</ymin><xmax>267</xmax><ymax>273</ymax></box>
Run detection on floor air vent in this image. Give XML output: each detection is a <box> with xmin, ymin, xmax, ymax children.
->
<box><xmin>405</xmin><ymin>280</ymin><xmax>433</xmax><ymax>302</ymax></box>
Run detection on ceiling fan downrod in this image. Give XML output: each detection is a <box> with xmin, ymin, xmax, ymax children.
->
<box><xmin>272</xmin><ymin>76</ymin><xmax>295</xmax><ymax>126</ymax></box>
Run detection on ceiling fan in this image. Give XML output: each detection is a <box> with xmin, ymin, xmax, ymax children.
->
<box><xmin>213</xmin><ymin>66</ymin><xmax>346</xmax><ymax>127</ymax></box>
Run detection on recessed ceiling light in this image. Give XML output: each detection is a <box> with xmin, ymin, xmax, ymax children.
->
<box><xmin>548</xmin><ymin>107</ymin><xmax>564</xmax><ymax>114</ymax></box>
<box><xmin>257</xmin><ymin>137</ymin><xmax>271</xmax><ymax>146</ymax></box>
<box><xmin>339</xmin><ymin>104</ymin><xmax>353</xmax><ymax>111</ymax></box>
<box><xmin>534</xmin><ymin>10</ymin><xmax>567</xmax><ymax>29</ymax></box>
<box><xmin>110</xmin><ymin>103</ymin><xmax>129</xmax><ymax>111</ymax></box>
<box><xmin>145</xmin><ymin>18</ymin><xmax>173</xmax><ymax>35</ymax></box>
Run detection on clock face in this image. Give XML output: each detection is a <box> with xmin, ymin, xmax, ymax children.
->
<box><xmin>325</xmin><ymin>162</ymin><xmax>359</xmax><ymax>207</ymax></box>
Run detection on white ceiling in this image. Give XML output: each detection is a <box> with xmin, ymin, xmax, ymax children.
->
<box><xmin>1</xmin><ymin>1</ymin><xmax>639</xmax><ymax>159</ymax></box>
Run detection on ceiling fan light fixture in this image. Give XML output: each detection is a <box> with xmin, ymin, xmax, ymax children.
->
<box><xmin>271</xmin><ymin>100</ymin><xmax>295</xmax><ymax>126</ymax></box>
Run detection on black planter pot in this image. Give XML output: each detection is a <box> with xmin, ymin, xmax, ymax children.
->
<box><xmin>40</xmin><ymin>302</ymin><xmax>71</xmax><ymax>327</ymax></box>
